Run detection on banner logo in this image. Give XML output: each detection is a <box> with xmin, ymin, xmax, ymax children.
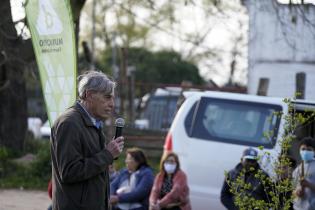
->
<box><xmin>36</xmin><ymin>0</ymin><xmax>63</xmax><ymax>35</ymax></box>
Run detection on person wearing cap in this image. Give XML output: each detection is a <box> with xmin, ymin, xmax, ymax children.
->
<box><xmin>292</xmin><ymin>137</ymin><xmax>315</xmax><ymax>210</ymax></box>
<box><xmin>220</xmin><ymin>147</ymin><xmax>270</xmax><ymax>210</ymax></box>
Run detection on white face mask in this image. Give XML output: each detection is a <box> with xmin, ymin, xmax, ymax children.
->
<box><xmin>164</xmin><ymin>163</ymin><xmax>177</xmax><ymax>174</ymax></box>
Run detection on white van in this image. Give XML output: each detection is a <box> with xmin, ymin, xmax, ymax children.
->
<box><xmin>163</xmin><ymin>91</ymin><xmax>315</xmax><ymax>210</ymax></box>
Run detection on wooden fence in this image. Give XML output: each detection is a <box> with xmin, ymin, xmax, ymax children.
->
<box><xmin>124</xmin><ymin>135</ymin><xmax>165</xmax><ymax>158</ymax></box>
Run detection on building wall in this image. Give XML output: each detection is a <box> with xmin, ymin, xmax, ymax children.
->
<box><xmin>244</xmin><ymin>0</ymin><xmax>315</xmax><ymax>100</ymax></box>
<box><xmin>249</xmin><ymin>63</ymin><xmax>315</xmax><ymax>99</ymax></box>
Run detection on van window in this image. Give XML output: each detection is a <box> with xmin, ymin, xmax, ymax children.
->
<box><xmin>184</xmin><ymin>97</ymin><xmax>282</xmax><ymax>148</ymax></box>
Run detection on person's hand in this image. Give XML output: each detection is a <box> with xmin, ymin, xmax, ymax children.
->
<box><xmin>295</xmin><ymin>187</ymin><xmax>305</xmax><ymax>197</ymax></box>
<box><xmin>107</xmin><ymin>136</ymin><xmax>124</xmax><ymax>159</ymax></box>
<box><xmin>116</xmin><ymin>186</ymin><xmax>130</xmax><ymax>195</ymax></box>
<box><xmin>300</xmin><ymin>178</ymin><xmax>311</xmax><ymax>188</ymax></box>
<box><xmin>149</xmin><ymin>202</ymin><xmax>160</xmax><ymax>210</ymax></box>
<box><xmin>109</xmin><ymin>195</ymin><xmax>119</xmax><ymax>204</ymax></box>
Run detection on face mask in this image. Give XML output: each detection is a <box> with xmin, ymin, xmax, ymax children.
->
<box><xmin>300</xmin><ymin>150</ymin><xmax>315</xmax><ymax>162</ymax></box>
<box><xmin>164</xmin><ymin>163</ymin><xmax>177</xmax><ymax>174</ymax></box>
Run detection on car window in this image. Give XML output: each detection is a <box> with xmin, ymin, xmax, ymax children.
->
<box><xmin>143</xmin><ymin>96</ymin><xmax>179</xmax><ymax>130</ymax></box>
<box><xmin>184</xmin><ymin>97</ymin><xmax>282</xmax><ymax>148</ymax></box>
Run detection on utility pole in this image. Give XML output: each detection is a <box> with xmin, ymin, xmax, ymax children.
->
<box><xmin>111</xmin><ymin>32</ymin><xmax>120</xmax><ymax>115</ymax></box>
<box><xmin>91</xmin><ymin>0</ymin><xmax>96</xmax><ymax>70</ymax></box>
<box><xmin>120</xmin><ymin>47</ymin><xmax>128</xmax><ymax>117</ymax></box>
<box><xmin>127</xmin><ymin>66</ymin><xmax>136</xmax><ymax>125</ymax></box>
<box><xmin>111</xmin><ymin>32</ymin><xmax>118</xmax><ymax>80</ymax></box>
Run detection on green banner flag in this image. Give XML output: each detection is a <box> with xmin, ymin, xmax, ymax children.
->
<box><xmin>25</xmin><ymin>0</ymin><xmax>77</xmax><ymax>125</ymax></box>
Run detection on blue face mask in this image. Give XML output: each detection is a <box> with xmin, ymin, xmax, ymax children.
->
<box><xmin>300</xmin><ymin>150</ymin><xmax>315</xmax><ymax>162</ymax></box>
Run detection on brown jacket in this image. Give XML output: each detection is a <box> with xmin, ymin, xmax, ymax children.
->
<box><xmin>150</xmin><ymin>170</ymin><xmax>191</xmax><ymax>210</ymax></box>
<box><xmin>51</xmin><ymin>102</ymin><xmax>114</xmax><ymax>210</ymax></box>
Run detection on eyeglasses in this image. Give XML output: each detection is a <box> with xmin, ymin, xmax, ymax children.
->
<box><xmin>125</xmin><ymin>158</ymin><xmax>136</xmax><ymax>163</ymax></box>
<box><xmin>165</xmin><ymin>160</ymin><xmax>176</xmax><ymax>164</ymax></box>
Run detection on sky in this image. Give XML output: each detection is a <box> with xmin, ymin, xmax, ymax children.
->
<box><xmin>79</xmin><ymin>0</ymin><xmax>249</xmax><ymax>86</ymax></box>
<box><xmin>10</xmin><ymin>0</ymin><xmax>315</xmax><ymax>86</ymax></box>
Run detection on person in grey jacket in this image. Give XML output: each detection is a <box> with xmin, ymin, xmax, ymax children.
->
<box><xmin>51</xmin><ymin>70</ymin><xmax>124</xmax><ymax>210</ymax></box>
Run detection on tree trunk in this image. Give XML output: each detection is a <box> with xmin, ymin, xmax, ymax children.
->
<box><xmin>70</xmin><ymin>0</ymin><xmax>87</xmax><ymax>63</ymax></box>
<box><xmin>0</xmin><ymin>0</ymin><xmax>87</xmax><ymax>152</ymax></box>
<box><xmin>0</xmin><ymin>0</ymin><xmax>28</xmax><ymax>151</ymax></box>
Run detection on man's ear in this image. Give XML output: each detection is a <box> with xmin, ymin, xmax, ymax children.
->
<box><xmin>85</xmin><ymin>90</ymin><xmax>94</xmax><ymax>101</ymax></box>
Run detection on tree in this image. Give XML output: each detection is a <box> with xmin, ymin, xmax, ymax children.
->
<box><xmin>0</xmin><ymin>0</ymin><xmax>34</xmax><ymax>151</ymax></box>
<box><xmin>100</xmin><ymin>47</ymin><xmax>205</xmax><ymax>85</ymax></box>
<box><xmin>0</xmin><ymin>0</ymin><xmax>87</xmax><ymax>152</ymax></box>
<box><xmin>80</xmin><ymin>0</ymin><xmax>248</xmax><ymax>86</ymax></box>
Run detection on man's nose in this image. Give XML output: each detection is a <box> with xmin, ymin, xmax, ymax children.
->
<box><xmin>108</xmin><ymin>97</ymin><xmax>115</xmax><ymax>107</ymax></box>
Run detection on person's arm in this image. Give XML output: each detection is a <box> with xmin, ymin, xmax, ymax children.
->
<box><xmin>158</xmin><ymin>171</ymin><xmax>189</xmax><ymax>208</ymax></box>
<box><xmin>118</xmin><ymin>168</ymin><xmax>154</xmax><ymax>202</ymax></box>
<box><xmin>220</xmin><ymin>175</ymin><xmax>237</xmax><ymax>210</ymax></box>
<box><xmin>110</xmin><ymin>170</ymin><xmax>124</xmax><ymax>195</ymax></box>
<box><xmin>149</xmin><ymin>174</ymin><xmax>160</xmax><ymax>204</ymax></box>
<box><xmin>292</xmin><ymin>165</ymin><xmax>305</xmax><ymax>197</ymax></box>
<box><xmin>300</xmin><ymin>178</ymin><xmax>315</xmax><ymax>192</ymax></box>
<box><xmin>52</xmin><ymin>121</ymin><xmax>114</xmax><ymax>183</ymax></box>
<box><xmin>48</xmin><ymin>179</ymin><xmax>52</xmax><ymax>199</ymax></box>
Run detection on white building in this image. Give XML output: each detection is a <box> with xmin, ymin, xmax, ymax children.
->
<box><xmin>244</xmin><ymin>0</ymin><xmax>315</xmax><ymax>100</ymax></box>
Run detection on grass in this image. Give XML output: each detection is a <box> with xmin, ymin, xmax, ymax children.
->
<box><xmin>0</xmin><ymin>138</ymin><xmax>162</xmax><ymax>190</ymax></box>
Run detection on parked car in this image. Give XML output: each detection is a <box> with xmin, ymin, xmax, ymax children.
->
<box><xmin>135</xmin><ymin>87</ymin><xmax>181</xmax><ymax>131</ymax></box>
<box><xmin>27</xmin><ymin>117</ymin><xmax>43</xmax><ymax>139</ymax></box>
<box><xmin>40</xmin><ymin>121</ymin><xmax>51</xmax><ymax>139</ymax></box>
<box><xmin>163</xmin><ymin>90</ymin><xmax>315</xmax><ymax>210</ymax></box>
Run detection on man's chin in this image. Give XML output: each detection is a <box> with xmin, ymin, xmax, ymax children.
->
<box><xmin>101</xmin><ymin>113</ymin><xmax>112</xmax><ymax>119</ymax></box>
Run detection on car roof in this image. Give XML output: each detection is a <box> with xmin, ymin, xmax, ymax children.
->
<box><xmin>182</xmin><ymin>90</ymin><xmax>315</xmax><ymax>108</ymax></box>
<box><xmin>183</xmin><ymin>90</ymin><xmax>282</xmax><ymax>103</ymax></box>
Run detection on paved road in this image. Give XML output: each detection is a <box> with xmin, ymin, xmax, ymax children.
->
<box><xmin>0</xmin><ymin>189</ymin><xmax>51</xmax><ymax>210</ymax></box>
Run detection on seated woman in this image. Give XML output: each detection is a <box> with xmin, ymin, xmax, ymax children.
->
<box><xmin>110</xmin><ymin>147</ymin><xmax>154</xmax><ymax>210</ymax></box>
<box><xmin>149</xmin><ymin>152</ymin><xmax>191</xmax><ymax>210</ymax></box>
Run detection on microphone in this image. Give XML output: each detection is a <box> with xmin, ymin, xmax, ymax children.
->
<box><xmin>114</xmin><ymin>118</ymin><xmax>125</xmax><ymax>139</ymax></box>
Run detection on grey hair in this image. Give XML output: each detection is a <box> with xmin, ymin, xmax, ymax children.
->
<box><xmin>78</xmin><ymin>70</ymin><xmax>116</xmax><ymax>99</ymax></box>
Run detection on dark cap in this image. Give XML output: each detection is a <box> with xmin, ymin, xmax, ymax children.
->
<box><xmin>242</xmin><ymin>147</ymin><xmax>258</xmax><ymax>160</ymax></box>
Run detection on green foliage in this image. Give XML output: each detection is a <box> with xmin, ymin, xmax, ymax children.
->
<box><xmin>0</xmin><ymin>146</ymin><xmax>9</xmax><ymax>177</ymax></box>
<box><xmin>0</xmin><ymin>138</ymin><xmax>162</xmax><ymax>189</ymax></box>
<box><xmin>227</xmin><ymin>97</ymin><xmax>315</xmax><ymax>209</ymax></box>
<box><xmin>29</xmin><ymin>140</ymin><xmax>52</xmax><ymax>181</ymax></box>
<box><xmin>100</xmin><ymin>47</ymin><xmax>205</xmax><ymax>85</ymax></box>
<box><xmin>0</xmin><ymin>139</ymin><xmax>51</xmax><ymax>189</ymax></box>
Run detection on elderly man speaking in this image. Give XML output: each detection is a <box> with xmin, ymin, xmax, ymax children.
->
<box><xmin>51</xmin><ymin>70</ymin><xmax>124</xmax><ymax>210</ymax></box>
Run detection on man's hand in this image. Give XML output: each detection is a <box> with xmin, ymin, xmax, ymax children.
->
<box><xmin>295</xmin><ymin>187</ymin><xmax>305</xmax><ymax>197</ymax></box>
<box><xmin>149</xmin><ymin>203</ymin><xmax>160</xmax><ymax>210</ymax></box>
<box><xmin>109</xmin><ymin>195</ymin><xmax>119</xmax><ymax>204</ymax></box>
<box><xmin>107</xmin><ymin>136</ymin><xmax>124</xmax><ymax>159</ymax></box>
<box><xmin>300</xmin><ymin>179</ymin><xmax>311</xmax><ymax>188</ymax></box>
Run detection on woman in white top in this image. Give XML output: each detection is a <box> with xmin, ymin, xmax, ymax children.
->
<box><xmin>110</xmin><ymin>147</ymin><xmax>154</xmax><ymax>210</ymax></box>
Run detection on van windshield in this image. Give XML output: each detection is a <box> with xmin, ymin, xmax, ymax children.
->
<box><xmin>185</xmin><ymin>97</ymin><xmax>282</xmax><ymax>148</ymax></box>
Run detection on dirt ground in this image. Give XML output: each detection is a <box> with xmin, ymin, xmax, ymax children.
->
<box><xmin>0</xmin><ymin>189</ymin><xmax>51</xmax><ymax>210</ymax></box>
